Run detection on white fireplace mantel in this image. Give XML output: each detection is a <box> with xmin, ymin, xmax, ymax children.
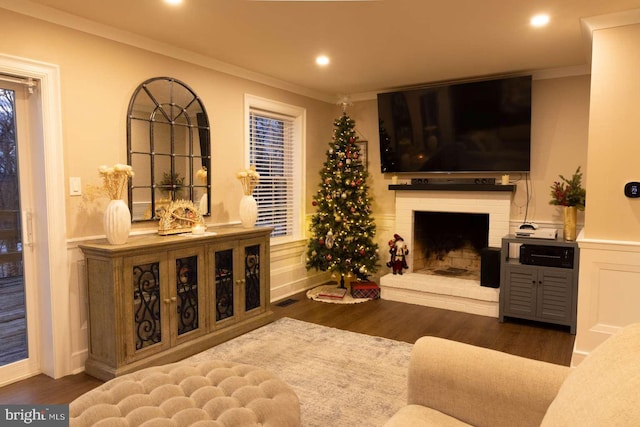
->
<box><xmin>380</xmin><ymin>187</ymin><xmax>512</xmax><ymax>318</ymax></box>
<box><xmin>394</xmin><ymin>189</ymin><xmax>512</xmax><ymax>272</ymax></box>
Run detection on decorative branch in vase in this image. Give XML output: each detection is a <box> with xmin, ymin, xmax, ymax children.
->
<box><xmin>549</xmin><ymin>166</ymin><xmax>585</xmax><ymax>241</ymax></box>
<box><xmin>237</xmin><ymin>165</ymin><xmax>260</xmax><ymax>195</ymax></box>
<box><xmin>98</xmin><ymin>164</ymin><xmax>134</xmax><ymax>200</ymax></box>
<box><xmin>236</xmin><ymin>165</ymin><xmax>260</xmax><ymax>227</ymax></box>
<box><xmin>97</xmin><ymin>163</ymin><xmax>134</xmax><ymax>245</ymax></box>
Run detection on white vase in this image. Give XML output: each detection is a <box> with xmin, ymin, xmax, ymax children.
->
<box><xmin>104</xmin><ymin>199</ymin><xmax>131</xmax><ymax>244</ymax></box>
<box><xmin>239</xmin><ymin>194</ymin><xmax>258</xmax><ymax>228</ymax></box>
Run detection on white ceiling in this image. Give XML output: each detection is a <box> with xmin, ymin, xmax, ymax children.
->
<box><xmin>6</xmin><ymin>0</ymin><xmax>640</xmax><ymax>101</ymax></box>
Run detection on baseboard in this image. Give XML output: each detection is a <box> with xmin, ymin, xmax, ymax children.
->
<box><xmin>270</xmin><ymin>271</ymin><xmax>331</xmax><ymax>302</ymax></box>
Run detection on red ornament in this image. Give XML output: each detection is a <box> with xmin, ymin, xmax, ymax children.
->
<box><xmin>312</xmin><ymin>200</ymin><xmax>317</xmax><ymax>206</ymax></box>
<box><xmin>318</xmin><ymin>238</ymin><xmax>325</xmax><ymax>245</ymax></box>
<box><xmin>326</xmin><ymin>254</ymin><xmax>332</xmax><ymax>260</ymax></box>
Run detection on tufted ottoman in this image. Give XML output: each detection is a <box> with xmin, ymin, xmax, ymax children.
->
<box><xmin>70</xmin><ymin>360</ymin><xmax>301</xmax><ymax>427</ymax></box>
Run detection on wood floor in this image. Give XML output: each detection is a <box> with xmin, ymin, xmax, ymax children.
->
<box><xmin>0</xmin><ymin>287</ymin><xmax>575</xmax><ymax>405</ymax></box>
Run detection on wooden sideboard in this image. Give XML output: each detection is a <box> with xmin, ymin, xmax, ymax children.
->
<box><xmin>79</xmin><ymin>226</ymin><xmax>274</xmax><ymax>380</ymax></box>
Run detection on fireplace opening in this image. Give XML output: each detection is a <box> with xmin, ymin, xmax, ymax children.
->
<box><xmin>413</xmin><ymin>211</ymin><xmax>489</xmax><ymax>280</ymax></box>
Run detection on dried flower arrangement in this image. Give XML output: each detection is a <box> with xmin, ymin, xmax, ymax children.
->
<box><xmin>98</xmin><ymin>164</ymin><xmax>134</xmax><ymax>200</ymax></box>
<box><xmin>237</xmin><ymin>165</ymin><xmax>260</xmax><ymax>195</ymax></box>
<box><xmin>549</xmin><ymin>166</ymin><xmax>586</xmax><ymax>210</ymax></box>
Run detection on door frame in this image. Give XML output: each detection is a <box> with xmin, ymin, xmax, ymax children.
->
<box><xmin>0</xmin><ymin>53</ymin><xmax>68</xmax><ymax>380</ymax></box>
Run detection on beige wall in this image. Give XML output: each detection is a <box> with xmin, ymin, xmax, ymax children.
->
<box><xmin>586</xmin><ymin>24</ymin><xmax>640</xmax><ymax>241</ymax></box>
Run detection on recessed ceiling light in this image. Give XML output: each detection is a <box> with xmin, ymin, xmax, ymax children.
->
<box><xmin>530</xmin><ymin>14</ymin><xmax>550</xmax><ymax>27</ymax></box>
<box><xmin>316</xmin><ymin>55</ymin><xmax>330</xmax><ymax>66</ymax></box>
<box><xmin>164</xmin><ymin>0</ymin><xmax>183</xmax><ymax>5</ymax></box>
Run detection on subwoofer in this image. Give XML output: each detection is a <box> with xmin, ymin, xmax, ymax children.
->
<box><xmin>480</xmin><ymin>247</ymin><xmax>501</xmax><ymax>288</ymax></box>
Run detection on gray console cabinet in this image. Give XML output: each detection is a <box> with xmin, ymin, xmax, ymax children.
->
<box><xmin>499</xmin><ymin>235</ymin><xmax>579</xmax><ymax>334</ymax></box>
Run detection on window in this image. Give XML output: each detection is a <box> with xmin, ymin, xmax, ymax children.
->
<box><xmin>245</xmin><ymin>95</ymin><xmax>304</xmax><ymax>241</ymax></box>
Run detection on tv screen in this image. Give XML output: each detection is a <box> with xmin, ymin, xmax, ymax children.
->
<box><xmin>378</xmin><ymin>75</ymin><xmax>532</xmax><ymax>173</ymax></box>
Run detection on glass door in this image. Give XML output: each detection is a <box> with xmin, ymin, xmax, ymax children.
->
<box><xmin>0</xmin><ymin>81</ymin><xmax>39</xmax><ymax>384</ymax></box>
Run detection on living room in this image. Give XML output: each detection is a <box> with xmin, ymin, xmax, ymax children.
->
<box><xmin>0</xmin><ymin>0</ymin><xmax>640</xmax><ymax>417</ymax></box>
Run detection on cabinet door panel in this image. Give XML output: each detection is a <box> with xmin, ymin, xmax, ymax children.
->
<box><xmin>244</xmin><ymin>244</ymin><xmax>262</xmax><ymax>312</ymax></box>
<box><xmin>504</xmin><ymin>266</ymin><xmax>537</xmax><ymax>317</ymax></box>
<box><xmin>132</xmin><ymin>261</ymin><xmax>163</xmax><ymax>350</ymax></box>
<box><xmin>538</xmin><ymin>269</ymin><xmax>573</xmax><ymax>323</ymax></box>
<box><xmin>213</xmin><ymin>248</ymin><xmax>235</xmax><ymax>323</ymax></box>
<box><xmin>176</xmin><ymin>255</ymin><xmax>199</xmax><ymax>335</ymax></box>
<box><xmin>125</xmin><ymin>253</ymin><xmax>170</xmax><ymax>362</ymax></box>
<box><xmin>170</xmin><ymin>247</ymin><xmax>207</xmax><ymax>345</ymax></box>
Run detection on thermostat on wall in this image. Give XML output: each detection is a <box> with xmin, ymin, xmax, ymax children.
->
<box><xmin>624</xmin><ymin>182</ymin><xmax>640</xmax><ymax>198</ymax></box>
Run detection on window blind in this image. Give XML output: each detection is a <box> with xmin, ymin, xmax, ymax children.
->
<box><xmin>249</xmin><ymin>110</ymin><xmax>295</xmax><ymax>237</ymax></box>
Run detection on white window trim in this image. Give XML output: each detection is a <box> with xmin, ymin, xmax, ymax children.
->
<box><xmin>244</xmin><ymin>94</ymin><xmax>306</xmax><ymax>245</ymax></box>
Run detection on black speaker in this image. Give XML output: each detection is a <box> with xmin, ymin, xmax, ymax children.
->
<box><xmin>480</xmin><ymin>247</ymin><xmax>501</xmax><ymax>288</ymax></box>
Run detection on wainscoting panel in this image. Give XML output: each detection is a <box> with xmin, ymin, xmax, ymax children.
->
<box><xmin>572</xmin><ymin>237</ymin><xmax>640</xmax><ymax>366</ymax></box>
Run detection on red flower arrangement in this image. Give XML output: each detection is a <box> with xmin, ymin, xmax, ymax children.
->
<box><xmin>549</xmin><ymin>166</ymin><xmax>586</xmax><ymax>210</ymax></box>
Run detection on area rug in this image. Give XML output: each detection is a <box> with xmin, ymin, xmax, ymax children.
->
<box><xmin>306</xmin><ymin>284</ymin><xmax>372</xmax><ymax>304</ymax></box>
<box><xmin>185</xmin><ymin>317</ymin><xmax>412</xmax><ymax>427</ymax></box>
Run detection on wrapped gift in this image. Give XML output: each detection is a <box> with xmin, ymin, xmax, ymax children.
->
<box><xmin>351</xmin><ymin>281</ymin><xmax>380</xmax><ymax>299</ymax></box>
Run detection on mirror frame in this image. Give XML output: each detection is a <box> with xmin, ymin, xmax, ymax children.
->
<box><xmin>127</xmin><ymin>77</ymin><xmax>211</xmax><ymax>222</ymax></box>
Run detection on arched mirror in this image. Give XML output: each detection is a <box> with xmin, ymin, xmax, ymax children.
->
<box><xmin>127</xmin><ymin>77</ymin><xmax>211</xmax><ymax>221</ymax></box>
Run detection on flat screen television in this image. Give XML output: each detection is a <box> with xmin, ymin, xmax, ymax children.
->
<box><xmin>377</xmin><ymin>75</ymin><xmax>532</xmax><ymax>173</ymax></box>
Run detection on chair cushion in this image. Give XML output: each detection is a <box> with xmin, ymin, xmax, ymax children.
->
<box><xmin>542</xmin><ymin>322</ymin><xmax>640</xmax><ymax>426</ymax></box>
<box><xmin>70</xmin><ymin>360</ymin><xmax>300</xmax><ymax>427</ymax></box>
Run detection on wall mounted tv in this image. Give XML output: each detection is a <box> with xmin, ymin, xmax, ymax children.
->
<box><xmin>377</xmin><ymin>75</ymin><xmax>532</xmax><ymax>174</ymax></box>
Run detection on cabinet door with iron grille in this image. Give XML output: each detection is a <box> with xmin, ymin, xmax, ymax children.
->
<box><xmin>168</xmin><ymin>247</ymin><xmax>207</xmax><ymax>345</ymax></box>
<box><xmin>124</xmin><ymin>253</ymin><xmax>170</xmax><ymax>362</ymax></box>
<box><xmin>240</xmin><ymin>237</ymin><xmax>268</xmax><ymax>318</ymax></box>
<box><xmin>209</xmin><ymin>242</ymin><xmax>237</xmax><ymax>328</ymax></box>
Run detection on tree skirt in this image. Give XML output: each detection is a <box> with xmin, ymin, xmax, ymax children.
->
<box><xmin>306</xmin><ymin>284</ymin><xmax>372</xmax><ymax>304</ymax></box>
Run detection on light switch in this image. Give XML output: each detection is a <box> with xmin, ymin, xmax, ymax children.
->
<box><xmin>69</xmin><ymin>177</ymin><xmax>82</xmax><ymax>196</ymax></box>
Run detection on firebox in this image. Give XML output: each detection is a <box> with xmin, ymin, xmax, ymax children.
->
<box><xmin>413</xmin><ymin>211</ymin><xmax>489</xmax><ymax>279</ymax></box>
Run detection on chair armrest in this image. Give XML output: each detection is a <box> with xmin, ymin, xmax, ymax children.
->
<box><xmin>408</xmin><ymin>336</ymin><xmax>570</xmax><ymax>427</ymax></box>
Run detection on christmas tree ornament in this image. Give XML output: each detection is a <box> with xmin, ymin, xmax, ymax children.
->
<box><xmin>325</xmin><ymin>230</ymin><xmax>335</xmax><ymax>249</ymax></box>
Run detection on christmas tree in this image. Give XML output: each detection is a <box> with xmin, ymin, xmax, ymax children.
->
<box><xmin>306</xmin><ymin>112</ymin><xmax>379</xmax><ymax>287</ymax></box>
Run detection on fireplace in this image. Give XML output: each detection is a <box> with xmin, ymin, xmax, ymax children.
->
<box><xmin>413</xmin><ymin>211</ymin><xmax>489</xmax><ymax>280</ymax></box>
<box><xmin>380</xmin><ymin>188</ymin><xmax>512</xmax><ymax>317</ymax></box>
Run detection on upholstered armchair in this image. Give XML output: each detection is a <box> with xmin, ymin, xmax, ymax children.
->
<box><xmin>386</xmin><ymin>323</ymin><xmax>640</xmax><ymax>426</ymax></box>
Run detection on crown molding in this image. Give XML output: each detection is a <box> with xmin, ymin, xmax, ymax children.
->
<box><xmin>581</xmin><ymin>8</ymin><xmax>640</xmax><ymax>63</ymax></box>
